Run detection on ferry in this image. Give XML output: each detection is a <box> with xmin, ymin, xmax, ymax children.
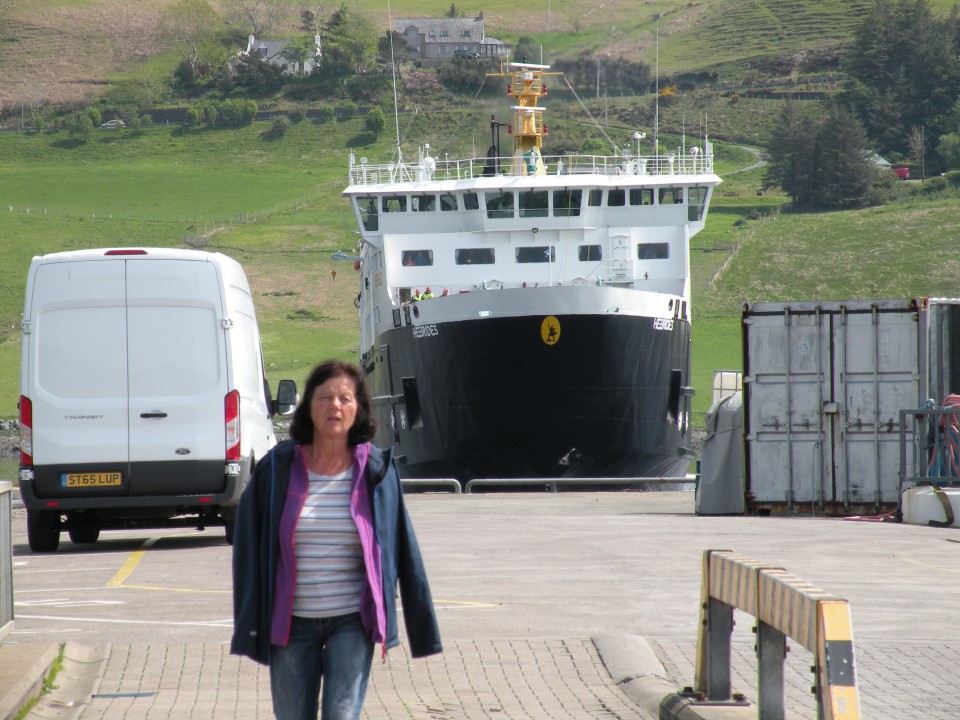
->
<box><xmin>342</xmin><ymin>62</ymin><xmax>721</xmax><ymax>483</ymax></box>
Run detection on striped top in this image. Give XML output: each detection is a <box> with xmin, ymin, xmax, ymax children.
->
<box><xmin>291</xmin><ymin>467</ymin><xmax>365</xmax><ymax>618</ymax></box>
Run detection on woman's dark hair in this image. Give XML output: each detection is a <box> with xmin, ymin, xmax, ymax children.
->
<box><xmin>288</xmin><ymin>360</ymin><xmax>376</xmax><ymax>446</ymax></box>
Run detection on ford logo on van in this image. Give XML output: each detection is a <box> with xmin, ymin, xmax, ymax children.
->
<box><xmin>175</xmin><ymin>448</ymin><xmax>191</xmax><ymax>455</ymax></box>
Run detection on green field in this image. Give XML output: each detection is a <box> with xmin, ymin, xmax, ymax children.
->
<box><xmin>4</xmin><ymin>104</ymin><xmax>960</xmax><ymax>436</ymax></box>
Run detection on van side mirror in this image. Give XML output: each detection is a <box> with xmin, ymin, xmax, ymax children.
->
<box><xmin>274</xmin><ymin>379</ymin><xmax>299</xmax><ymax>416</ymax></box>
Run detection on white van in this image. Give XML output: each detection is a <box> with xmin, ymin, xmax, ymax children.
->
<box><xmin>18</xmin><ymin>248</ymin><xmax>296</xmax><ymax>552</ymax></box>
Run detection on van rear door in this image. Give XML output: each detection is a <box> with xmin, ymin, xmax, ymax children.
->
<box><xmin>125</xmin><ymin>258</ymin><xmax>229</xmax><ymax>496</ymax></box>
<box><xmin>30</xmin><ymin>259</ymin><xmax>129</xmax><ymax>483</ymax></box>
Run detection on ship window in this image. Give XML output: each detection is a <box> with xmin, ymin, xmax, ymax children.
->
<box><xmin>382</xmin><ymin>195</ymin><xmax>407</xmax><ymax>212</ymax></box>
<box><xmin>516</xmin><ymin>246</ymin><xmax>555</xmax><ymax>263</ymax></box>
<box><xmin>463</xmin><ymin>192</ymin><xmax>479</xmax><ymax>210</ymax></box>
<box><xmin>578</xmin><ymin>244</ymin><xmax>602</xmax><ymax>261</ymax></box>
<box><xmin>659</xmin><ymin>187</ymin><xmax>683</xmax><ymax>205</ymax></box>
<box><xmin>402</xmin><ymin>250</ymin><xmax>433</xmax><ymax>266</ymax></box>
<box><xmin>608</xmin><ymin>189</ymin><xmax>626</xmax><ymax>206</ymax></box>
<box><xmin>519</xmin><ymin>190</ymin><xmax>548</xmax><ymax>218</ymax></box>
<box><xmin>440</xmin><ymin>193</ymin><xmax>458</xmax><ymax>211</ymax></box>
<box><xmin>455</xmin><ymin>248</ymin><xmax>495</xmax><ymax>265</ymax></box>
<box><xmin>588</xmin><ymin>189</ymin><xmax>603</xmax><ymax>206</ymax></box>
<box><xmin>485</xmin><ymin>191</ymin><xmax>514</xmax><ymax>219</ymax></box>
<box><xmin>412</xmin><ymin>194</ymin><xmax>436</xmax><ymax>212</ymax></box>
<box><xmin>630</xmin><ymin>188</ymin><xmax>654</xmax><ymax>206</ymax></box>
<box><xmin>358</xmin><ymin>196</ymin><xmax>378</xmax><ymax>231</ymax></box>
<box><xmin>688</xmin><ymin>186</ymin><xmax>707</xmax><ymax>221</ymax></box>
<box><xmin>553</xmin><ymin>189</ymin><xmax>582</xmax><ymax>216</ymax></box>
<box><xmin>638</xmin><ymin>243</ymin><xmax>669</xmax><ymax>259</ymax></box>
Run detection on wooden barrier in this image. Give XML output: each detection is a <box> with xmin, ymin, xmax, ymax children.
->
<box><xmin>692</xmin><ymin>550</ymin><xmax>861</xmax><ymax>720</ymax></box>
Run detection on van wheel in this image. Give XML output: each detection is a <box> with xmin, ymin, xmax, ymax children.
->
<box><xmin>68</xmin><ymin>525</ymin><xmax>100</xmax><ymax>544</ymax></box>
<box><xmin>27</xmin><ymin>511</ymin><xmax>61</xmax><ymax>553</ymax></box>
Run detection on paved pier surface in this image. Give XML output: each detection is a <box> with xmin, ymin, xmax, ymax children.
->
<box><xmin>4</xmin><ymin>491</ymin><xmax>959</xmax><ymax>719</ymax></box>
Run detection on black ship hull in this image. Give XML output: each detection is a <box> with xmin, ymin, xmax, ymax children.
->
<box><xmin>363</xmin><ymin>310</ymin><xmax>694</xmax><ymax>483</ymax></box>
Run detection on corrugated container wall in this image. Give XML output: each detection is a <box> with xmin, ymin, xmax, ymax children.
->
<box><xmin>742</xmin><ymin>299</ymin><xmax>960</xmax><ymax>514</ymax></box>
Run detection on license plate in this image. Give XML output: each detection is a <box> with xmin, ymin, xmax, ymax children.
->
<box><xmin>61</xmin><ymin>472</ymin><xmax>123</xmax><ymax>488</ymax></box>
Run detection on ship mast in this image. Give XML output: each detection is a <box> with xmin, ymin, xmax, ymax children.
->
<box><xmin>491</xmin><ymin>62</ymin><xmax>560</xmax><ymax>176</ymax></box>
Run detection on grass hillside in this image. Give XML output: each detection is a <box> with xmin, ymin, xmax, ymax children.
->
<box><xmin>4</xmin><ymin>0</ymin><xmax>960</xmax><ymax>429</ymax></box>
<box><xmin>2</xmin><ymin>101</ymin><xmax>960</xmax><ymax>427</ymax></box>
<box><xmin>5</xmin><ymin>0</ymin><xmax>960</xmax><ymax>116</ymax></box>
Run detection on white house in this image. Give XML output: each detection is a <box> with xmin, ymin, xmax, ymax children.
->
<box><xmin>241</xmin><ymin>35</ymin><xmax>322</xmax><ymax>75</ymax></box>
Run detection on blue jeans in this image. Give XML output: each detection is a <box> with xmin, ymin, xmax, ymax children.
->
<box><xmin>270</xmin><ymin>613</ymin><xmax>374</xmax><ymax>720</ymax></box>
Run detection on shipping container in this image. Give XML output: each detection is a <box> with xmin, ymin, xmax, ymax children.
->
<box><xmin>741</xmin><ymin>298</ymin><xmax>960</xmax><ymax>515</ymax></box>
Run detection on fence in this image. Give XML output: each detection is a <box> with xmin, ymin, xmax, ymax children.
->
<box><xmin>0</xmin><ymin>482</ymin><xmax>12</xmax><ymax>639</ymax></box>
<box><xmin>664</xmin><ymin>549</ymin><xmax>861</xmax><ymax>719</ymax></box>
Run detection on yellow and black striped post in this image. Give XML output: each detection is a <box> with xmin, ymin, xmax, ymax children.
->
<box><xmin>691</xmin><ymin>550</ymin><xmax>862</xmax><ymax>719</ymax></box>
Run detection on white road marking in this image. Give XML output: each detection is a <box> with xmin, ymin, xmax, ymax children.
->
<box><xmin>17</xmin><ymin>614</ymin><xmax>233</xmax><ymax>628</ymax></box>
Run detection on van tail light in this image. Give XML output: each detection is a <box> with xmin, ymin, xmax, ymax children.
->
<box><xmin>19</xmin><ymin>395</ymin><xmax>33</xmax><ymax>467</ymax></box>
<box><xmin>225</xmin><ymin>390</ymin><xmax>241</xmax><ymax>462</ymax></box>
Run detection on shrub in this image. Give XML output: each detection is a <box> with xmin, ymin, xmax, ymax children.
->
<box><xmin>365</xmin><ymin>107</ymin><xmax>386</xmax><ymax>134</ymax></box>
<box><xmin>266</xmin><ymin>117</ymin><xmax>290</xmax><ymax>139</ymax></box>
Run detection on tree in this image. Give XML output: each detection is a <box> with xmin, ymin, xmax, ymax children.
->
<box><xmin>319</xmin><ymin>7</ymin><xmax>377</xmax><ymax>75</ymax></box>
<box><xmin>283</xmin><ymin>34</ymin><xmax>319</xmax><ymax>75</ymax></box>
<box><xmin>297</xmin><ymin>0</ymin><xmax>335</xmax><ymax>35</ymax></box>
<box><xmin>233</xmin><ymin>51</ymin><xmax>284</xmax><ymax>94</ymax></box>
<box><xmin>365</xmin><ymin>107</ymin><xmax>386</xmax><ymax>135</ymax></box>
<box><xmin>223</xmin><ymin>0</ymin><xmax>290</xmax><ymax>38</ymax></box>
<box><xmin>937</xmin><ymin>132</ymin><xmax>960</xmax><ymax>168</ymax></box>
<box><xmin>377</xmin><ymin>30</ymin><xmax>410</xmax><ymax>66</ymax></box>
<box><xmin>68</xmin><ymin>113</ymin><xmax>94</xmax><ymax>142</ymax></box>
<box><xmin>908</xmin><ymin>125</ymin><xmax>926</xmax><ymax>178</ymax></box>
<box><xmin>158</xmin><ymin>0</ymin><xmax>221</xmax><ymax>76</ymax></box>
<box><xmin>764</xmin><ymin>102</ymin><xmax>819</xmax><ymax>208</ymax></box>
<box><xmin>764</xmin><ymin>103</ymin><xmax>876</xmax><ymax>210</ymax></box>
<box><xmin>446</xmin><ymin>4</ymin><xmax>463</xmax><ymax>18</ymax></box>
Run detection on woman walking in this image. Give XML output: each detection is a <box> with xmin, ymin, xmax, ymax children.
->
<box><xmin>231</xmin><ymin>360</ymin><xmax>442</xmax><ymax>720</ymax></box>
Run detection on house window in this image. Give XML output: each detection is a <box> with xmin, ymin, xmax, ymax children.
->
<box><xmin>440</xmin><ymin>29</ymin><xmax>449</xmax><ymax>37</ymax></box>
<box><xmin>553</xmin><ymin>189</ymin><xmax>582</xmax><ymax>217</ymax></box>
<box><xmin>638</xmin><ymin>243</ymin><xmax>669</xmax><ymax>259</ymax></box>
<box><xmin>462</xmin><ymin>30</ymin><xmax>471</xmax><ymax>37</ymax></box>
<box><xmin>456</xmin><ymin>248</ymin><xmax>495</xmax><ymax>265</ymax></box>
<box><xmin>579</xmin><ymin>244</ymin><xmax>603</xmax><ymax>261</ymax></box>
<box><xmin>516</xmin><ymin>246</ymin><xmax>555</xmax><ymax>263</ymax></box>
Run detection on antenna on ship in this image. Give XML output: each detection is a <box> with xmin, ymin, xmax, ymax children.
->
<box><xmin>654</xmin><ymin>13</ymin><xmax>660</xmax><ymax>157</ymax></box>
<box><xmin>387</xmin><ymin>0</ymin><xmax>403</xmax><ymax>166</ymax></box>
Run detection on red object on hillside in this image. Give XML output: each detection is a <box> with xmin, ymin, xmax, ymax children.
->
<box><xmin>892</xmin><ymin>165</ymin><xmax>910</xmax><ymax>179</ymax></box>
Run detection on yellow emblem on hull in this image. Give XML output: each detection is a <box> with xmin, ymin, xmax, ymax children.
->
<box><xmin>540</xmin><ymin>316</ymin><xmax>561</xmax><ymax>345</ymax></box>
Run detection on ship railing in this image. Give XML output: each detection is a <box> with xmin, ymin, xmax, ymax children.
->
<box><xmin>348</xmin><ymin>152</ymin><xmax>714</xmax><ymax>185</ymax></box>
